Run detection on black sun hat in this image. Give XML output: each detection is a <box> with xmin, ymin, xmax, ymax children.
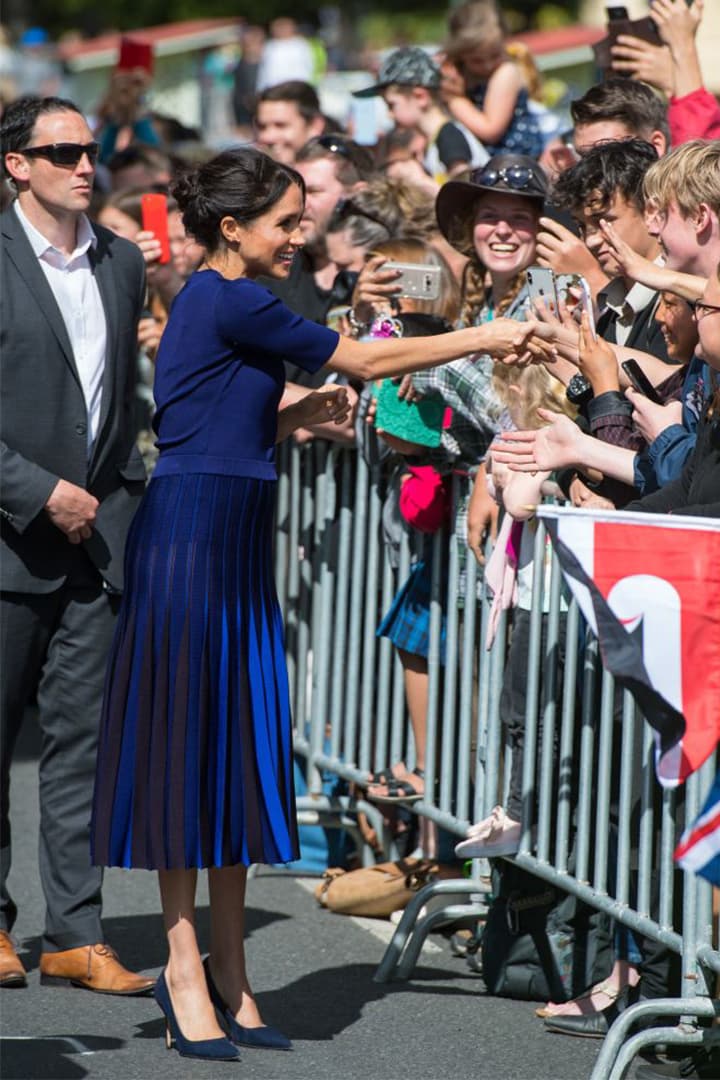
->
<box><xmin>436</xmin><ymin>155</ymin><xmax>548</xmax><ymax>256</ymax></box>
<box><xmin>353</xmin><ymin>46</ymin><xmax>441</xmax><ymax>98</ymax></box>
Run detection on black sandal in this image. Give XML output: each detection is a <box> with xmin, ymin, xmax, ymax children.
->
<box><xmin>368</xmin><ymin>769</ymin><xmax>425</xmax><ymax>805</ymax></box>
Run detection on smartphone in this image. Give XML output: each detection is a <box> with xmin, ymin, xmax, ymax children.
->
<box><xmin>577</xmin><ymin>276</ymin><xmax>597</xmax><ymax>339</ymax></box>
<box><xmin>117</xmin><ymin>36</ymin><xmax>154</xmax><ymax>76</ymax></box>
<box><xmin>621</xmin><ymin>359</ymin><xmax>663</xmax><ymax>404</ymax></box>
<box><xmin>606</xmin><ymin>5</ymin><xmax>629</xmax><ymax>20</ymax></box>
<box><xmin>383</xmin><ymin>262</ymin><xmax>441</xmax><ymax>301</ymax></box>
<box><xmin>525</xmin><ymin>266</ymin><xmax>558</xmax><ymax>312</ymax></box>
<box><xmin>140</xmin><ymin>193</ymin><xmax>171</xmax><ymax>264</ymax></box>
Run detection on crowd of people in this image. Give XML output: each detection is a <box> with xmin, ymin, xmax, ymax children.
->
<box><xmin>1</xmin><ymin>0</ymin><xmax>720</xmax><ymax>1075</ymax></box>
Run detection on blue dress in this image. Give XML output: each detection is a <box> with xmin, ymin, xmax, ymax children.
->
<box><xmin>468</xmin><ymin>83</ymin><xmax>544</xmax><ymax>160</ymax></box>
<box><xmin>91</xmin><ymin>270</ymin><xmax>339</xmax><ymax>870</ymax></box>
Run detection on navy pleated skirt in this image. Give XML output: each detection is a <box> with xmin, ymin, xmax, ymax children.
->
<box><xmin>91</xmin><ymin>472</ymin><xmax>299</xmax><ymax>870</ymax></box>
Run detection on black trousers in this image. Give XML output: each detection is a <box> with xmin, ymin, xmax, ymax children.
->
<box><xmin>0</xmin><ymin>562</ymin><xmax>119</xmax><ymax>952</ymax></box>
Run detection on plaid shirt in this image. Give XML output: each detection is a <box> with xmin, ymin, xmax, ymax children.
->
<box><xmin>410</xmin><ymin>286</ymin><xmax>528</xmax><ymax>471</ymax></box>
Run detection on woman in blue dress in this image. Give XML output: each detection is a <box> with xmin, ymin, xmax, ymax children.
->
<box><xmin>91</xmin><ymin>147</ymin><xmax>549</xmax><ymax>1061</ymax></box>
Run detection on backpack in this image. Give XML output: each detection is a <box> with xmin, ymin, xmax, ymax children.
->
<box><xmin>481</xmin><ymin>863</ymin><xmax>612</xmax><ymax>1002</ymax></box>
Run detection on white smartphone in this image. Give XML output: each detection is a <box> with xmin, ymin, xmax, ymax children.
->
<box><xmin>525</xmin><ymin>266</ymin><xmax>558</xmax><ymax>313</ymax></box>
<box><xmin>382</xmin><ymin>262</ymin><xmax>441</xmax><ymax>301</ymax></box>
<box><xmin>577</xmin><ymin>276</ymin><xmax>597</xmax><ymax>339</ymax></box>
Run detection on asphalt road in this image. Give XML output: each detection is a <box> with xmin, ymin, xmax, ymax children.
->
<box><xmin>1</xmin><ymin>721</ymin><xmax>613</xmax><ymax>1080</ymax></box>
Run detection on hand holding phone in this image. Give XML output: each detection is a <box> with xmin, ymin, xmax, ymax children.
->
<box><xmin>525</xmin><ymin>266</ymin><xmax>558</xmax><ymax>313</ymax></box>
<box><xmin>381</xmin><ymin>262</ymin><xmax>441</xmax><ymax>301</ymax></box>
<box><xmin>621</xmin><ymin>359</ymin><xmax>663</xmax><ymax>404</ymax></box>
<box><xmin>140</xmin><ymin>193</ymin><xmax>170</xmax><ymax>264</ymax></box>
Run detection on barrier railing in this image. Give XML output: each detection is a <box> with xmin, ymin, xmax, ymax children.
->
<box><xmin>275</xmin><ymin>438</ymin><xmax>720</xmax><ymax>1080</ymax></box>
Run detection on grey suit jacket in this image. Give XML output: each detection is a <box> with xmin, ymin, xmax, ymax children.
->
<box><xmin>0</xmin><ymin>205</ymin><xmax>147</xmax><ymax>593</ymax></box>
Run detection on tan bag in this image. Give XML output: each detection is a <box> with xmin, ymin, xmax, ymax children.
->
<box><xmin>314</xmin><ymin>857</ymin><xmax>438</xmax><ymax>918</ymax></box>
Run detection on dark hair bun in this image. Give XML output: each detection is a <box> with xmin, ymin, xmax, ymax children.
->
<box><xmin>168</xmin><ymin>148</ymin><xmax>304</xmax><ymax>253</ymax></box>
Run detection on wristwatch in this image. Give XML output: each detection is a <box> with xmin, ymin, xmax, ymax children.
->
<box><xmin>566</xmin><ymin>373</ymin><xmax>594</xmax><ymax>407</ymax></box>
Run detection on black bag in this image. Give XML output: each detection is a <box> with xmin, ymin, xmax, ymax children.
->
<box><xmin>481</xmin><ymin>863</ymin><xmax>612</xmax><ymax>1003</ymax></box>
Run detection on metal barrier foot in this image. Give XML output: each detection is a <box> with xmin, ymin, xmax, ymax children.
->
<box><xmin>588</xmin><ymin>998</ymin><xmax>718</xmax><ymax>1080</ymax></box>
<box><xmin>373</xmin><ymin>879</ymin><xmax>489</xmax><ymax>984</ymax></box>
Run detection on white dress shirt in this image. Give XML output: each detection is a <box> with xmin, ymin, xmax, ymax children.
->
<box><xmin>14</xmin><ymin>201</ymin><xmax>108</xmax><ymax>458</ymax></box>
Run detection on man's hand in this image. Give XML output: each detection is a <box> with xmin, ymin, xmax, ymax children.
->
<box><xmin>45</xmin><ymin>479</ymin><xmax>99</xmax><ymax>544</ymax></box>
<box><xmin>610</xmin><ymin>36</ymin><xmax>673</xmax><ymax>93</ymax></box>
<box><xmin>536</xmin><ymin>217</ymin><xmax>607</xmax><ymax>297</ymax></box>
<box><xmin>626</xmin><ymin>387</ymin><xmax>683</xmax><ymax>442</ymax></box>
<box><xmin>577</xmin><ymin>313</ymin><xmax>618</xmax><ymax>394</ymax></box>
<box><xmin>137</xmin><ymin>315</ymin><xmax>163</xmax><ymax>360</ymax></box>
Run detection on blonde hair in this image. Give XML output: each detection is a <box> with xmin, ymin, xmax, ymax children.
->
<box><xmin>492</xmin><ymin>364</ymin><xmax>576</xmax><ymax>430</ymax></box>
<box><xmin>370</xmin><ymin>237</ymin><xmax>460</xmax><ymax>324</ymax></box>
<box><xmin>505</xmin><ymin>42</ymin><xmax>542</xmax><ymax>102</ymax></box>
<box><xmin>644</xmin><ymin>139</ymin><xmax>720</xmax><ymax>219</ymax></box>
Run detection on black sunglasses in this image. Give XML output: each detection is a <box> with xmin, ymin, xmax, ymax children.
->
<box><xmin>688</xmin><ymin>299</ymin><xmax>720</xmax><ymax>322</ymax></box>
<box><xmin>332</xmin><ymin>196</ymin><xmax>389</xmax><ymax>233</ymax></box>
<box><xmin>22</xmin><ymin>142</ymin><xmax>100</xmax><ymax>167</ymax></box>
<box><xmin>315</xmin><ymin>135</ymin><xmax>355</xmax><ymax>160</ymax></box>
<box><xmin>472</xmin><ymin>164</ymin><xmax>543</xmax><ymax>193</ymax></box>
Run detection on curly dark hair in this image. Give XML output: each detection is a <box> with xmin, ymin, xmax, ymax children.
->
<box><xmin>551</xmin><ymin>137</ymin><xmax>659</xmax><ymax>216</ymax></box>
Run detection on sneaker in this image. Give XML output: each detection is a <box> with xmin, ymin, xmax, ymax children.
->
<box><xmin>454</xmin><ymin>807</ymin><xmax>522</xmax><ymax>858</ymax></box>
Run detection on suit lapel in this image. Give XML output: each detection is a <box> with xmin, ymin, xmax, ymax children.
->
<box><xmin>88</xmin><ymin>229</ymin><xmax>119</xmax><ymax>470</ymax></box>
<box><xmin>1</xmin><ymin>208</ymin><xmax>82</xmax><ymax>389</ymax></box>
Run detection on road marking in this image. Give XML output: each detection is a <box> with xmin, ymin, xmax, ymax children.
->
<box><xmin>296</xmin><ymin>877</ymin><xmax>442</xmax><ymax>953</ymax></box>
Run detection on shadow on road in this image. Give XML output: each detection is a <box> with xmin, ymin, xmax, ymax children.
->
<box><xmin>0</xmin><ymin>1035</ymin><xmax>124</xmax><ymax>1079</ymax></box>
<box><xmin>257</xmin><ymin>962</ymin><xmax>480</xmax><ymax>1040</ymax></box>
<box><xmin>17</xmin><ymin>904</ymin><xmax>290</xmax><ymax>975</ymax></box>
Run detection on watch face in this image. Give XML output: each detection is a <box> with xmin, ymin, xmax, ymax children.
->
<box><xmin>566</xmin><ymin>373</ymin><xmax>593</xmax><ymax>405</ymax></box>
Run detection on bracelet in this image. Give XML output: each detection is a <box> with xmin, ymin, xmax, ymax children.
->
<box><xmin>347</xmin><ymin>308</ymin><xmax>367</xmax><ymax>337</ymax></box>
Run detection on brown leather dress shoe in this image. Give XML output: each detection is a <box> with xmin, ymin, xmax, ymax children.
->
<box><xmin>0</xmin><ymin>931</ymin><xmax>27</xmax><ymax>987</ymax></box>
<box><xmin>40</xmin><ymin>944</ymin><xmax>155</xmax><ymax>995</ymax></box>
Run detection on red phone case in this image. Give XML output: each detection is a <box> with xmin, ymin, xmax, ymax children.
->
<box><xmin>117</xmin><ymin>36</ymin><xmax>154</xmax><ymax>76</ymax></box>
<box><xmin>141</xmin><ymin>193</ymin><xmax>170</xmax><ymax>264</ymax></box>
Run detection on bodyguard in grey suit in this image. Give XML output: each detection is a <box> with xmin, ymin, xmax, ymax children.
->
<box><xmin>0</xmin><ymin>96</ymin><xmax>154</xmax><ymax>993</ymax></box>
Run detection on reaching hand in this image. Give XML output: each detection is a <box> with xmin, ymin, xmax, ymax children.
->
<box><xmin>626</xmin><ymin>387</ymin><xmax>683</xmax><ymax>442</ymax></box>
<box><xmin>492</xmin><ymin>410</ymin><xmax>585</xmax><ymax>473</ymax></box>
<box><xmin>610</xmin><ymin>35</ymin><xmax>673</xmax><ymax>93</ymax></box>
<box><xmin>577</xmin><ymin>313</ymin><xmax>618</xmax><ymax>392</ymax></box>
<box><xmin>45</xmin><ymin>478</ymin><xmax>99</xmax><ymax>544</ymax></box>
<box><xmin>598</xmin><ymin>219</ymin><xmax>663</xmax><ymax>290</ymax></box>
<box><xmin>650</xmin><ymin>0</ymin><xmax>703</xmax><ymax>46</ymax></box>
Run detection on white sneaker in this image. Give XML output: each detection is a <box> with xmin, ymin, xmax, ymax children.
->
<box><xmin>455</xmin><ymin>807</ymin><xmax>522</xmax><ymax>858</ymax></box>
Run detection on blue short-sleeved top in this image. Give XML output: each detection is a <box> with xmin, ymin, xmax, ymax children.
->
<box><xmin>152</xmin><ymin>270</ymin><xmax>339</xmax><ymax>480</ymax></box>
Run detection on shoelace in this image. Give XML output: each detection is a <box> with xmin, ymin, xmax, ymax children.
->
<box><xmin>88</xmin><ymin>943</ymin><xmax>119</xmax><ymax>979</ymax></box>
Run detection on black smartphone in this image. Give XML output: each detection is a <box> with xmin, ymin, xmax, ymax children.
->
<box><xmin>606</xmin><ymin>5</ymin><xmax>629</xmax><ymax>19</ymax></box>
<box><xmin>621</xmin><ymin>359</ymin><xmax>663</xmax><ymax>405</ymax></box>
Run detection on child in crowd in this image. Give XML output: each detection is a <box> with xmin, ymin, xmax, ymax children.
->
<box><xmin>441</xmin><ymin>0</ymin><xmax>544</xmax><ymax>160</ymax></box>
<box><xmin>354</xmin><ymin>45</ymin><xmax>488</xmax><ymax>186</ymax></box>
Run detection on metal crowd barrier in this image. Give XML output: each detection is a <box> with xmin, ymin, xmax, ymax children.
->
<box><xmin>274</xmin><ymin>439</ymin><xmax>720</xmax><ymax>1080</ymax></box>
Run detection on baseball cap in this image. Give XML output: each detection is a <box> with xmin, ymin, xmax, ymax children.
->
<box><xmin>353</xmin><ymin>46</ymin><xmax>441</xmax><ymax>98</ymax></box>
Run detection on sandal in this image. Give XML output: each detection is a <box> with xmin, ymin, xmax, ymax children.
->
<box><xmin>368</xmin><ymin>769</ymin><xmax>425</xmax><ymax>805</ymax></box>
<box><xmin>535</xmin><ymin>979</ymin><xmax>624</xmax><ymax>1019</ymax></box>
<box><xmin>359</xmin><ymin>762</ymin><xmax>407</xmax><ymax>789</ymax></box>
